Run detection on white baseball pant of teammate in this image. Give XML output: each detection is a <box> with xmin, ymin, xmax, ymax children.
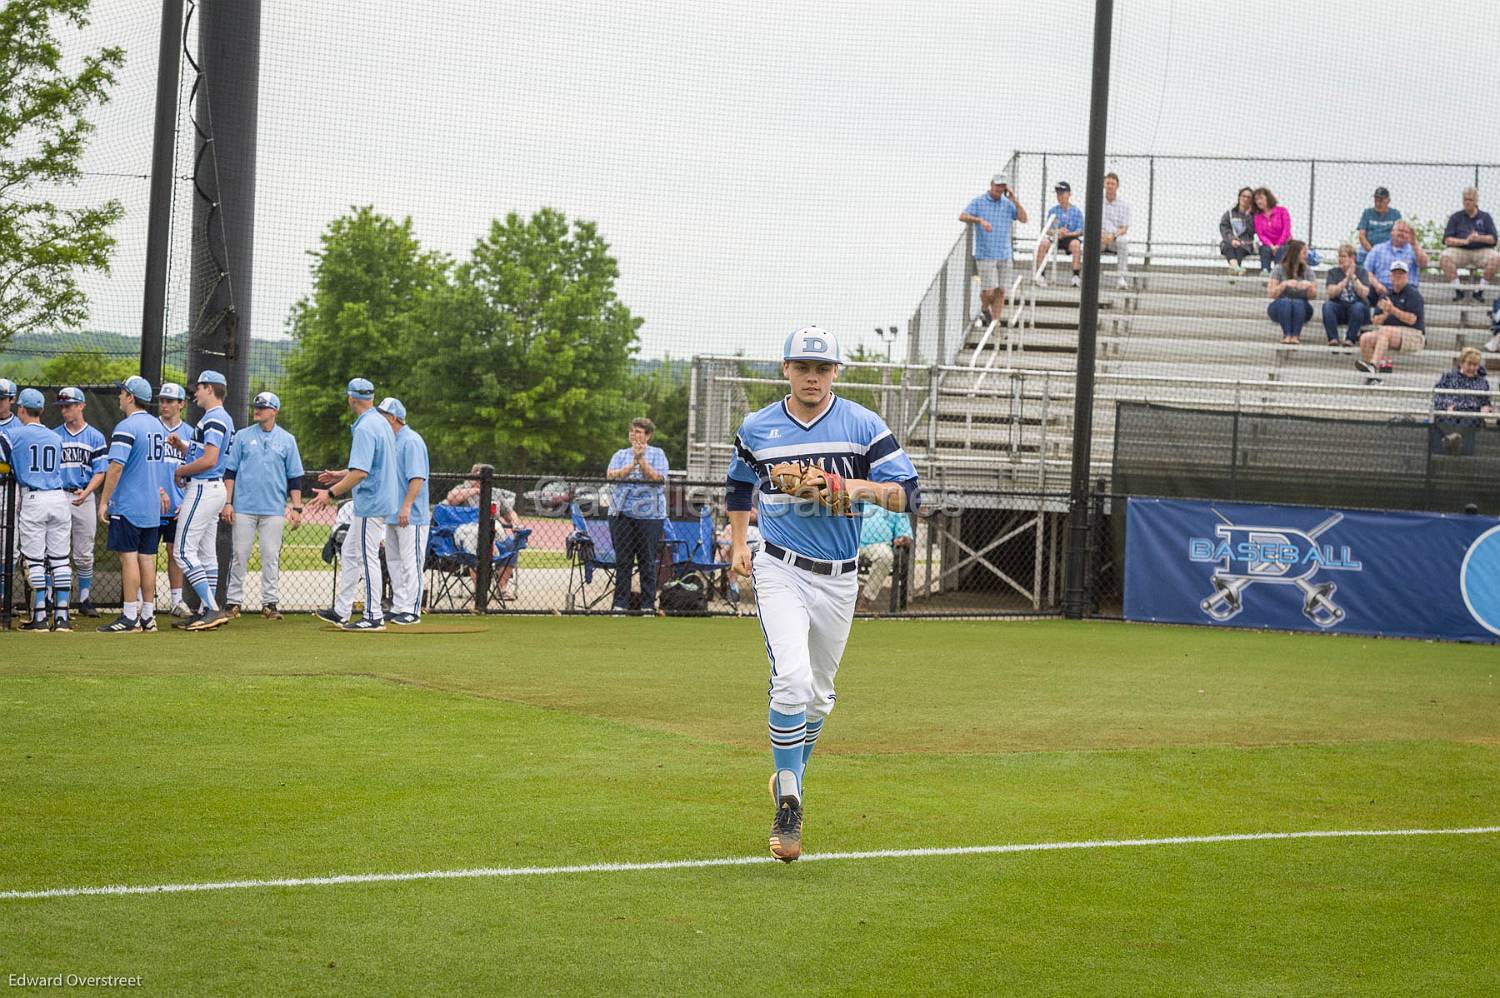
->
<box><xmin>176</xmin><ymin>479</ymin><xmax>227</xmax><ymax>608</ymax></box>
<box><xmin>752</xmin><ymin>551</ymin><xmax>857</xmax><ymax>729</ymax></box>
<box><xmin>68</xmin><ymin>493</ymin><xmax>96</xmax><ymax>590</ymax></box>
<box><xmin>226</xmin><ymin>513</ymin><xmax>285</xmax><ymax>607</ymax></box>
<box><xmin>19</xmin><ymin>489</ymin><xmax>71</xmax><ymax>613</ymax></box>
<box><xmin>334</xmin><ymin>512</ymin><xmax>386</xmax><ymax>622</ymax></box>
<box><xmin>383</xmin><ymin>522</ymin><xmax>429</xmax><ymax>619</ymax></box>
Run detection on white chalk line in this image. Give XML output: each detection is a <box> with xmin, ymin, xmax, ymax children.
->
<box><xmin>3</xmin><ymin>825</ymin><xmax>1496</xmax><ymax>902</ymax></box>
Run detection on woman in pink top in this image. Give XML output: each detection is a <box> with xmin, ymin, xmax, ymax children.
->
<box><xmin>1252</xmin><ymin>187</ymin><xmax>1292</xmax><ymax>274</ymax></box>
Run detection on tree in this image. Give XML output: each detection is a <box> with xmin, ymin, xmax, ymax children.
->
<box><xmin>415</xmin><ymin>208</ymin><xmax>642</xmax><ymax>472</ymax></box>
<box><xmin>636</xmin><ymin>359</ymin><xmax>691</xmax><ymax>470</ymax></box>
<box><xmin>281</xmin><ymin>207</ymin><xmax>447</xmax><ymax>467</ymax></box>
<box><xmin>0</xmin><ymin>1</ymin><xmax>125</xmax><ymax>346</ymax></box>
<box><xmin>38</xmin><ymin>346</ymin><xmax>184</xmax><ymax>387</ymax></box>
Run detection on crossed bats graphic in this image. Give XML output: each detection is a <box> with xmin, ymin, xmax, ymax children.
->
<box><xmin>1199</xmin><ymin>510</ymin><xmax>1346</xmax><ymax>629</ymax></box>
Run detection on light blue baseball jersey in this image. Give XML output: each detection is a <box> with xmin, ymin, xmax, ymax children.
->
<box><xmin>388</xmin><ymin>426</ymin><xmax>431</xmax><ymax>526</ymax></box>
<box><xmin>9</xmin><ymin>422</ymin><xmax>64</xmax><ymax>491</ymax></box>
<box><xmin>56</xmin><ymin>422</ymin><xmax>107</xmax><ymax>491</ymax></box>
<box><xmin>1045</xmin><ymin>203</ymin><xmax>1085</xmax><ymax>234</ymax></box>
<box><xmin>725</xmin><ymin>395</ymin><xmax>919</xmax><ymax>562</ymax></box>
<box><xmin>158</xmin><ymin>417</ymin><xmax>194</xmax><ymax>518</ymax></box>
<box><xmin>348</xmin><ymin>408</ymin><xmax>401</xmax><ymax>519</ymax></box>
<box><xmin>108</xmin><ymin>410</ymin><xmax>168</xmax><ymax>528</ymax></box>
<box><xmin>225</xmin><ymin>424</ymin><xmax>305</xmax><ymax>517</ymax></box>
<box><xmin>184</xmin><ymin>404</ymin><xmax>233</xmax><ymax>480</ymax></box>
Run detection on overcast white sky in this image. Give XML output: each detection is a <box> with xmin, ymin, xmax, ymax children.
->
<box><xmin>58</xmin><ymin>0</ymin><xmax>1500</xmax><ymax>363</ymax></box>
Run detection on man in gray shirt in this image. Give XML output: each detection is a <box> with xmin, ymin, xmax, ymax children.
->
<box><xmin>1099</xmin><ymin>172</ymin><xmax>1132</xmax><ymax>289</ymax></box>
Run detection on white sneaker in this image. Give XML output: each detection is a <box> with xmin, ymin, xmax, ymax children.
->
<box><xmin>169</xmin><ymin>602</ymin><xmax>192</xmax><ymax>618</ymax></box>
<box><xmin>1486</xmin><ymin>334</ymin><xmax>1500</xmax><ymax>353</ymax></box>
<box><xmin>1117</xmin><ymin>276</ymin><xmax>1130</xmax><ymax>290</ymax></box>
<box><xmin>1070</xmin><ymin>274</ymin><xmax>1081</xmax><ymax>288</ymax></box>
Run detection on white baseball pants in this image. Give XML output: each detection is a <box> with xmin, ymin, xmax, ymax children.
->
<box><xmin>226</xmin><ymin>513</ymin><xmax>286</xmax><ymax>606</ymax></box>
<box><xmin>752</xmin><ymin>551</ymin><xmax>857</xmax><ymax>722</ymax></box>
<box><xmin>19</xmin><ymin>490</ymin><xmax>72</xmax><ymax>593</ymax></box>
<box><xmin>68</xmin><ymin>493</ymin><xmax>97</xmax><ymax>579</ymax></box>
<box><xmin>383</xmin><ymin>521</ymin><xmax>430</xmax><ymax>617</ymax></box>
<box><xmin>176</xmin><ymin>479</ymin><xmax>226</xmax><ymax>600</ymax></box>
<box><xmin>335</xmin><ymin>513</ymin><xmax>385</xmax><ymax>622</ymax></box>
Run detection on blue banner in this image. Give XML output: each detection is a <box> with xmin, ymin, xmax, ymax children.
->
<box><xmin>1124</xmin><ymin>498</ymin><xmax>1500</xmax><ymax>644</ymax></box>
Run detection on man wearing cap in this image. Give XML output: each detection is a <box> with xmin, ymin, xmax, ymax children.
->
<box><xmin>156</xmin><ymin>383</ymin><xmax>194</xmax><ymax>615</ymax></box>
<box><xmin>1356</xmin><ymin>258</ymin><xmax>1426</xmax><ymax>383</ymax></box>
<box><xmin>53</xmin><ymin>387</ymin><xmax>107</xmax><ymax>617</ymax></box>
<box><xmin>306</xmin><ymin>378</ymin><xmax>402</xmax><ymax>631</ymax></box>
<box><xmin>605</xmin><ymin>416</ymin><xmax>670</xmax><ymax>615</ymax></box>
<box><xmin>222</xmin><ymin>391</ymin><xmax>305</xmax><ymax>621</ymax></box>
<box><xmin>166</xmin><ymin>370</ymin><xmax>234</xmax><ymax>631</ymax></box>
<box><xmin>959</xmin><ymin>173</ymin><xmax>1028</xmax><ymax>326</ymax></box>
<box><xmin>377</xmin><ymin>397</ymin><xmax>430</xmax><ymax>624</ymax></box>
<box><xmin>724</xmin><ymin>325</ymin><xmax>920</xmax><ymax>862</ymax></box>
<box><xmin>1035</xmin><ymin>182</ymin><xmax>1085</xmax><ymax>287</ymax></box>
<box><xmin>10</xmin><ymin>389</ymin><xmax>73</xmax><ymax>631</ymax></box>
<box><xmin>96</xmin><ymin>376</ymin><xmax>169</xmax><ymax>633</ymax></box>
<box><xmin>1356</xmin><ymin>187</ymin><xmax>1402</xmax><ymax>266</ymax></box>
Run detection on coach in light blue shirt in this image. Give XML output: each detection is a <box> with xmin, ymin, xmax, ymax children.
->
<box><xmin>605</xmin><ymin>416</ymin><xmax>670</xmax><ymax>613</ymax></box>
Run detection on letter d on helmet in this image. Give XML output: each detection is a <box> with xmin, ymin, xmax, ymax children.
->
<box><xmin>782</xmin><ymin>325</ymin><xmax>842</xmax><ymax>365</ymax></box>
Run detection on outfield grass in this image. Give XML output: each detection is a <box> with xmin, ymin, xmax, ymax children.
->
<box><xmin>152</xmin><ymin>535</ymin><xmax>572</xmax><ymax>574</ymax></box>
<box><xmin>0</xmin><ymin>619</ymin><xmax>1496</xmax><ymax>995</ymax></box>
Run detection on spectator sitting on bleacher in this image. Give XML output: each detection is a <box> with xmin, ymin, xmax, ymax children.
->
<box><xmin>1356</xmin><ymin>258</ymin><xmax>1425</xmax><ymax>382</ymax></box>
<box><xmin>1432</xmin><ymin>347</ymin><xmax>1493</xmax><ymax>454</ymax></box>
<box><xmin>1099</xmin><ymin>172</ymin><xmax>1132</xmax><ymax>290</ymax></box>
<box><xmin>1356</xmin><ymin>187</ymin><xmax>1401</xmax><ymax>266</ymax></box>
<box><xmin>1321</xmin><ymin>243</ymin><xmax>1373</xmax><ymax>348</ymax></box>
<box><xmin>1266</xmin><ymin>239</ymin><xmax>1317</xmax><ymax>345</ymax></box>
<box><xmin>1439</xmin><ymin>187</ymin><xmax>1500</xmax><ymax>302</ymax></box>
<box><xmin>1219</xmin><ymin>187</ymin><xmax>1259</xmax><ymax>275</ymax></box>
<box><xmin>1252</xmin><ymin>187</ymin><xmax>1292</xmax><ymax>274</ymax></box>
<box><xmin>857</xmin><ymin>503</ymin><xmax>912</xmax><ymax>613</ymax></box>
<box><xmin>1365</xmin><ymin>220</ymin><xmax>1428</xmax><ymax>299</ymax></box>
<box><xmin>1034</xmin><ymin>182</ymin><xmax>1085</xmax><ymax>288</ymax></box>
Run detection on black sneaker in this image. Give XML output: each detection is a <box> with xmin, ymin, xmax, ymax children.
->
<box><xmin>98</xmin><ymin>616</ymin><xmax>139</xmax><ymax>634</ymax></box>
<box><xmin>1473</xmin><ymin>289</ymin><xmax>1486</xmax><ymax>303</ymax></box>
<box><xmin>1354</xmin><ymin>359</ymin><xmax>1375</xmax><ymax>374</ymax></box>
<box><xmin>1454</xmin><ymin>288</ymin><xmax>1466</xmax><ymax>301</ymax></box>
<box><xmin>188</xmin><ymin>609</ymin><xmax>230</xmax><ymax>631</ymax></box>
<box><xmin>77</xmin><ymin>600</ymin><xmax>99</xmax><ymax>618</ymax></box>
<box><xmin>980</xmin><ymin>308</ymin><xmax>994</xmax><ymax>326</ymax></box>
<box><xmin>172</xmin><ymin>610</ymin><xmax>203</xmax><ymax>630</ymax></box>
<box><xmin>341</xmin><ymin>617</ymin><xmax>386</xmax><ymax>632</ymax></box>
<box><xmin>53</xmin><ymin>615</ymin><xmax>72</xmax><ymax>633</ymax></box>
<box><xmin>139</xmin><ymin>616</ymin><xmax>158</xmax><ymax>633</ymax></box>
<box><xmin>314</xmin><ymin>608</ymin><xmax>345</xmax><ymax>626</ymax></box>
<box><xmin>768</xmin><ymin>770</ymin><xmax>803</xmax><ymax>863</ymax></box>
<box><xmin>388</xmin><ymin>612</ymin><xmax>420</xmax><ymax>626</ymax></box>
<box><xmin>20</xmin><ymin>618</ymin><xmax>51</xmax><ymax>632</ymax></box>
<box><xmin>261</xmin><ymin>603</ymin><xmax>283</xmax><ymax>620</ymax></box>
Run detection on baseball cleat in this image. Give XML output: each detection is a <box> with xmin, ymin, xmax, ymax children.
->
<box><xmin>388</xmin><ymin>612</ymin><xmax>420</xmax><ymax>625</ymax></box>
<box><xmin>223</xmin><ymin>604</ymin><xmax>241</xmax><ymax>619</ymax></box>
<box><xmin>169</xmin><ymin>602</ymin><xmax>193</xmax><ymax>618</ymax></box>
<box><xmin>342</xmin><ymin>617</ymin><xmax>386</xmax><ymax>632</ymax></box>
<box><xmin>76</xmin><ymin>600</ymin><xmax>100</xmax><ymax>618</ymax></box>
<box><xmin>314</xmin><ymin>609</ymin><xmax>345</xmax><ymax>626</ymax></box>
<box><xmin>188</xmin><ymin>609</ymin><xmax>230</xmax><ymax>631</ymax></box>
<box><xmin>172</xmin><ymin>610</ymin><xmax>203</xmax><ymax>630</ymax></box>
<box><xmin>261</xmin><ymin>603</ymin><xmax>283</xmax><ymax>620</ymax></box>
<box><xmin>52</xmin><ymin>616</ymin><xmax>73</xmax><ymax>633</ymax></box>
<box><xmin>20</xmin><ymin>618</ymin><xmax>51</xmax><ymax>632</ymax></box>
<box><xmin>139</xmin><ymin>616</ymin><xmax>158</xmax><ymax>633</ymax></box>
<box><xmin>768</xmin><ymin>770</ymin><xmax>803</xmax><ymax>863</ymax></box>
<box><xmin>98</xmin><ymin>616</ymin><xmax>139</xmax><ymax>634</ymax></box>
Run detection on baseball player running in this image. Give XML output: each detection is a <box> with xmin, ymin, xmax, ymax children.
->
<box><xmin>376</xmin><ymin>397</ymin><xmax>430</xmax><ymax>625</ymax></box>
<box><xmin>222</xmin><ymin>391</ymin><xmax>304</xmax><ymax>619</ymax></box>
<box><xmin>156</xmin><ymin>382</ymin><xmax>194</xmax><ymax>616</ymax></box>
<box><xmin>9</xmin><ymin>390</ymin><xmax>74</xmax><ymax>631</ymax></box>
<box><xmin>306</xmin><ymin>378</ymin><xmax>402</xmax><ymax>631</ymax></box>
<box><xmin>95</xmin><ymin>376</ymin><xmax>169</xmax><ymax>633</ymax></box>
<box><xmin>54</xmin><ymin>387</ymin><xmax>107</xmax><ymax>617</ymax></box>
<box><xmin>724</xmin><ymin>326</ymin><xmax>919</xmax><ymax>862</ymax></box>
<box><xmin>167</xmin><ymin>371</ymin><xmax>234</xmax><ymax>631</ymax></box>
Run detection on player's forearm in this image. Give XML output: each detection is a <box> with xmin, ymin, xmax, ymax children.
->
<box><xmin>728</xmin><ymin>510</ymin><xmax>750</xmax><ymax>547</ymax></box>
<box><xmin>288</xmin><ymin>489</ymin><xmax>303</xmax><ymax>508</ymax></box>
<box><xmin>223</xmin><ymin>479</ymin><xmax>235</xmax><ymax>505</ymax></box>
<box><xmin>846</xmin><ymin>479</ymin><xmax>907</xmax><ymax>512</ymax></box>
<box><xmin>178</xmin><ymin>446</ymin><xmax>219</xmax><ymax>478</ymax></box>
<box><xmin>402</xmin><ymin>478</ymin><xmax>423</xmax><ymax>509</ymax></box>
<box><xmin>98</xmin><ymin>464</ymin><xmax>123</xmax><ymax>509</ymax></box>
<box><xmin>329</xmin><ymin>469</ymin><xmax>368</xmax><ymax>498</ymax></box>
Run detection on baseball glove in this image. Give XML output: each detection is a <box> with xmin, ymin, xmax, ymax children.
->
<box><xmin>768</xmin><ymin>461</ymin><xmax>854</xmax><ymax>516</ymax></box>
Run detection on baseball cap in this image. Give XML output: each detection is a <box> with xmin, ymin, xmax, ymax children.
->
<box><xmin>1055</xmin><ymin>181</ymin><xmax>1072</xmax><ymax>192</ymax></box>
<box><xmin>1389</xmin><ymin>258</ymin><xmax>1410</xmax><ymax>272</ymax></box>
<box><xmin>194</xmin><ymin>369</ymin><xmax>227</xmax><ymax>387</ymax></box>
<box><xmin>159</xmin><ymin>382</ymin><xmax>187</xmax><ymax>402</ymax></box>
<box><xmin>56</xmin><ymin>386</ymin><xmax>85</xmax><ymax>406</ymax></box>
<box><xmin>17</xmin><ymin>388</ymin><xmax>44</xmax><ymax>409</ymax></box>
<box><xmin>118</xmin><ymin>375</ymin><xmax>152</xmax><ymax>402</ymax></box>
<box><xmin>990</xmin><ymin>172</ymin><xmax>1010</xmax><ymax>186</ymax></box>
<box><xmin>1374</xmin><ymin>186</ymin><xmax>1391</xmax><ymax>199</ymax></box>
<box><xmin>0</xmin><ymin>379</ymin><xmax>16</xmax><ymax>399</ymax></box>
<box><xmin>346</xmin><ymin>377</ymin><xmax>375</xmax><ymax>400</ymax></box>
<box><xmin>252</xmin><ymin>391</ymin><xmax>281</xmax><ymax>411</ymax></box>
<box><xmin>783</xmin><ymin>325</ymin><xmax>843</xmax><ymax>365</ymax></box>
<box><xmin>376</xmin><ymin>396</ymin><xmax>407</xmax><ymax>421</ymax></box>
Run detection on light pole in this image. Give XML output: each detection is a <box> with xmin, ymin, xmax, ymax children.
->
<box><xmin>873</xmin><ymin>325</ymin><xmax>899</xmax><ymax>362</ymax></box>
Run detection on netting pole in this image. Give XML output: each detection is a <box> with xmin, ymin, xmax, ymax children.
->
<box><xmin>475</xmin><ymin>468</ymin><xmax>494</xmax><ymax>613</ymax></box>
<box><xmin>1</xmin><ymin>472</ymin><xmax>13</xmax><ymax>632</ymax></box>
<box><xmin>140</xmin><ymin>0</ymin><xmax>185</xmax><ymax>387</ymax></box>
<box><xmin>1062</xmin><ymin>0</ymin><xmax>1114</xmax><ymax>620</ymax></box>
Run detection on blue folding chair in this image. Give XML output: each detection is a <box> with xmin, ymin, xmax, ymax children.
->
<box><xmin>662</xmin><ymin>508</ymin><xmax>732</xmax><ymax>609</ymax></box>
<box><xmin>565</xmin><ymin>504</ymin><xmax>618</xmax><ymax>612</ymax></box>
<box><xmin>425</xmin><ymin>503</ymin><xmax>531</xmax><ymax>611</ymax></box>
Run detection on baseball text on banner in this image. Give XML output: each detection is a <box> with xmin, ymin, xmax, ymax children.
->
<box><xmin>1124</xmin><ymin>497</ymin><xmax>1500</xmax><ymax>644</ymax></box>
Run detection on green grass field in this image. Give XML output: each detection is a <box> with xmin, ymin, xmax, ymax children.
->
<box><xmin>1</xmin><ymin>618</ymin><xmax>1497</xmax><ymax>995</ymax></box>
<box><xmin>152</xmin><ymin>533</ymin><xmax>572</xmax><ymax>574</ymax></box>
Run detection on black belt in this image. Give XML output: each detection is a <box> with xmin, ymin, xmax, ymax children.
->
<box><xmin>763</xmin><ymin>542</ymin><xmax>857</xmax><ymax>577</ymax></box>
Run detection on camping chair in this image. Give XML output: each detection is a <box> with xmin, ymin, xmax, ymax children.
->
<box><xmin>564</xmin><ymin>504</ymin><xmax>618</xmax><ymax>612</ymax></box>
<box><xmin>661</xmin><ymin>508</ymin><xmax>732</xmax><ymax>612</ymax></box>
<box><xmin>425</xmin><ymin>503</ymin><xmax>531</xmax><ymax>612</ymax></box>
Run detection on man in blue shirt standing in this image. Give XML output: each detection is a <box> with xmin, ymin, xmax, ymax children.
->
<box><xmin>377</xmin><ymin>397</ymin><xmax>430</xmax><ymax>625</ymax></box>
<box><xmin>53</xmin><ymin>386</ymin><xmax>107</xmax><ymax>617</ymax></box>
<box><xmin>960</xmin><ymin>173</ymin><xmax>1028</xmax><ymax>327</ymax></box>
<box><xmin>95</xmin><ymin>376</ymin><xmax>168</xmax><ymax>633</ymax></box>
<box><xmin>307</xmin><ymin>378</ymin><xmax>402</xmax><ymax>631</ymax></box>
<box><xmin>605</xmin><ymin>417</ymin><xmax>670</xmax><ymax>614</ymax></box>
<box><xmin>222</xmin><ymin>391</ymin><xmax>304</xmax><ymax>620</ymax></box>
<box><xmin>11</xmin><ymin>389</ymin><xmax>72</xmax><ymax>631</ymax></box>
<box><xmin>1035</xmin><ymin>181</ymin><xmax>1086</xmax><ymax>287</ymax></box>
